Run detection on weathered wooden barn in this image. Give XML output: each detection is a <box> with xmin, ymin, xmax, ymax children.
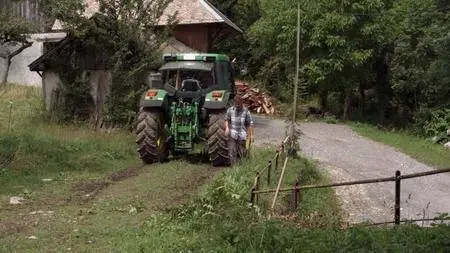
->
<box><xmin>158</xmin><ymin>0</ymin><xmax>242</xmax><ymax>52</ymax></box>
<box><xmin>27</xmin><ymin>0</ymin><xmax>242</xmax><ymax>113</ymax></box>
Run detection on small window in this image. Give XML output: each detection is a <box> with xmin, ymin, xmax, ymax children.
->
<box><xmin>215</xmin><ymin>62</ymin><xmax>232</xmax><ymax>89</ymax></box>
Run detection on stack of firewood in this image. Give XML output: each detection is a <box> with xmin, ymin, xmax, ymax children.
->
<box><xmin>235</xmin><ymin>81</ymin><xmax>276</xmax><ymax>115</ymax></box>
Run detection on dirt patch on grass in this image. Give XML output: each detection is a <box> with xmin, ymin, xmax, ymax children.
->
<box><xmin>0</xmin><ymin>220</ymin><xmax>26</xmax><ymax>235</ymax></box>
<box><xmin>71</xmin><ymin>180</ymin><xmax>111</xmax><ymax>201</ymax></box>
<box><xmin>96</xmin><ymin>163</ymin><xmax>222</xmax><ymax>213</ymax></box>
<box><xmin>0</xmin><ymin>218</ymin><xmax>34</xmax><ymax>236</ymax></box>
<box><xmin>164</xmin><ymin>167</ymin><xmax>219</xmax><ymax>207</ymax></box>
<box><xmin>71</xmin><ymin>166</ymin><xmax>142</xmax><ymax>201</ymax></box>
<box><xmin>108</xmin><ymin>166</ymin><xmax>139</xmax><ymax>182</ymax></box>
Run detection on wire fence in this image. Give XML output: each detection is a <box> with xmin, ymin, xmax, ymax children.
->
<box><xmin>247</xmin><ymin>136</ymin><xmax>450</xmax><ymax>226</ymax></box>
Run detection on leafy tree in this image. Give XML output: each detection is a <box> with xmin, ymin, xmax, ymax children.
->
<box><xmin>39</xmin><ymin>0</ymin><xmax>173</xmax><ymax>126</ymax></box>
<box><xmin>299</xmin><ymin>0</ymin><xmax>394</xmax><ymax>120</ymax></box>
<box><xmin>246</xmin><ymin>0</ymin><xmax>391</xmax><ymax>118</ymax></box>
<box><xmin>246</xmin><ymin>0</ymin><xmax>299</xmax><ymax>100</ymax></box>
<box><xmin>208</xmin><ymin>0</ymin><xmax>261</xmax><ymax>77</ymax></box>
<box><xmin>239</xmin><ymin>0</ymin><xmax>447</xmax><ymax>131</ymax></box>
<box><xmin>0</xmin><ymin>8</ymin><xmax>35</xmax><ymax>85</ymax></box>
<box><xmin>389</xmin><ymin>0</ymin><xmax>450</xmax><ymax>134</ymax></box>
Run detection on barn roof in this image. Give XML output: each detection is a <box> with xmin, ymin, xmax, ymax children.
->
<box><xmin>28</xmin><ymin>36</ymin><xmax>73</xmax><ymax>72</ymax></box>
<box><xmin>52</xmin><ymin>0</ymin><xmax>242</xmax><ymax>33</ymax></box>
<box><xmin>158</xmin><ymin>0</ymin><xmax>242</xmax><ymax>33</ymax></box>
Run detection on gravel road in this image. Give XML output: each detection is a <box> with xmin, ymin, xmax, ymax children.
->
<box><xmin>253</xmin><ymin>116</ymin><xmax>450</xmax><ymax>224</ymax></box>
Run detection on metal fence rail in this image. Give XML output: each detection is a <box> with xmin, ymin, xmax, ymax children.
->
<box><xmin>254</xmin><ymin>168</ymin><xmax>450</xmax><ymax>193</ymax></box>
<box><xmin>249</xmin><ymin>159</ymin><xmax>450</xmax><ymax>225</ymax></box>
<box><xmin>248</xmin><ymin>136</ymin><xmax>290</xmax><ymax>209</ymax></box>
<box><xmin>254</xmin><ymin>175</ymin><xmax>396</xmax><ymax>193</ymax></box>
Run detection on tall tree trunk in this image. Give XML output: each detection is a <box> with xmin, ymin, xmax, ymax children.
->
<box><xmin>0</xmin><ymin>57</ymin><xmax>10</xmax><ymax>85</ymax></box>
<box><xmin>343</xmin><ymin>88</ymin><xmax>352</xmax><ymax>121</ymax></box>
<box><xmin>375</xmin><ymin>48</ymin><xmax>393</xmax><ymax>124</ymax></box>
<box><xmin>359</xmin><ymin>82</ymin><xmax>365</xmax><ymax>118</ymax></box>
<box><xmin>376</xmin><ymin>67</ymin><xmax>390</xmax><ymax>124</ymax></box>
<box><xmin>319</xmin><ymin>90</ymin><xmax>328</xmax><ymax>111</ymax></box>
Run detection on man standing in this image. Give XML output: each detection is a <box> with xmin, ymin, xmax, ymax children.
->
<box><xmin>224</xmin><ymin>95</ymin><xmax>254</xmax><ymax>165</ymax></box>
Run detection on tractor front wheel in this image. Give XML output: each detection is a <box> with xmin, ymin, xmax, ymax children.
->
<box><xmin>207</xmin><ymin>110</ymin><xmax>230</xmax><ymax>166</ymax></box>
<box><xmin>136</xmin><ymin>108</ymin><xmax>169</xmax><ymax>164</ymax></box>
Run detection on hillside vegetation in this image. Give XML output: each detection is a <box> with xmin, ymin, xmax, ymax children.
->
<box><xmin>1</xmin><ymin>85</ymin><xmax>449</xmax><ymax>252</ymax></box>
<box><xmin>212</xmin><ymin>0</ymin><xmax>449</xmax><ymax>139</ymax></box>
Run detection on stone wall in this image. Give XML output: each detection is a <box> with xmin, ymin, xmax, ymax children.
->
<box><xmin>1</xmin><ymin>33</ymin><xmax>66</xmax><ymax>87</ymax></box>
<box><xmin>7</xmin><ymin>41</ymin><xmax>43</xmax><ymax>86</ymax></box>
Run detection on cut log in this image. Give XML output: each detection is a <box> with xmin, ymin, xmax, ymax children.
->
<box><xmin>262</xmin><ymin>103</ymin><xmax>270</xmax><ymax>115</ymax></box>
<box><xmin>235</xmin><ymin>80</ymin><xmax>276</xmax><ymax>116</ymax></box>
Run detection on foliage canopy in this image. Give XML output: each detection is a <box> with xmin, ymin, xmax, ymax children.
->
<box><xmin>213</xmin><ymin>0</ymin><xmax>449</xmax><ymax>135</ymax></box>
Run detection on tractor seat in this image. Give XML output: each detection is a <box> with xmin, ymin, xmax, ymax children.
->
<box><xmin>181</xmin><ymin>79</ymin><xmax>202</xmax><ymax>92</ymax></box>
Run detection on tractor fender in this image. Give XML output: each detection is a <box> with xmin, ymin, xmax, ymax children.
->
<box><xmin>203</xmin><ymin>90</ymin><xmax>230</xmax><ymax>110</ymax></box>
<box><xmin>140</xmin><ymin>89</ymin><xmax>168</xmax><ymax>108</ymax></box>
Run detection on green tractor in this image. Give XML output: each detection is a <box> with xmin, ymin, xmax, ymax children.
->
<box><xmin>136</xmin><ymin>53</ymin><xmax>237</xmax><ymax>166</ymax></box>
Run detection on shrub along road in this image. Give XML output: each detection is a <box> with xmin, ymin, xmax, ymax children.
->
<box><xmin>253</xmin><ymin>116</ymin><xmax>450</xmax><ymax>224</ymax></box>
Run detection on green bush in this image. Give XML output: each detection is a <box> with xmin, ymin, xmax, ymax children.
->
<box><xmin>324</xmin><ymin>115</ymin><xmax>338</xmax><ymax>124</ymax></box>
<box><xmin>416</xmin><ymin>108</ymin><xmax>450</xmax><ymax>143</ymax></box>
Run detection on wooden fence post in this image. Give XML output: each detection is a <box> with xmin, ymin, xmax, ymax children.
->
<box><xmin>291</xmin><ymin>181</ymin><xmax>300</xmax><ymax>211</ymax></box>
<box><xmin>275</xmin><ymin>151</ymin><xmax>279</xmax><ymax>171</ymax></box>
<box><xmin>267</xmin><ymin>161</ymin><xmax>272</xmax><ymax>185</ymax></box>
<box><xmin>395</xmin><ymin>170</ymin><xmax>401</xmax><ymax>225</ymax></box>
<box><xmin>249</xmin><ymin>187</ymin><xmax>256</xmax><ymax>207</ymax></box>
<box><xmin>256</xmin><ymin>173</ymin><xmax>260</xmax><ymax>204</ymax></box>
<box><xmin>295</xmin><ymin>181</ymin><xmax>300</xmax><ymax>210</ymax></box>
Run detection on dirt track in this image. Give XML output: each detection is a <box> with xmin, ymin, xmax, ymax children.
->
<box><xmin>253</xmin><ymin>116</ymin><xmax>450</xmax><ymax>224</ymax></box>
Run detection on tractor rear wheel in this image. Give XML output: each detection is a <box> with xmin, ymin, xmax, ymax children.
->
<box><xmin>136</xmin><ymin>108</ymin><xmax>169</xmax><ymax>164</ymax></box>
<box><xmin>207</xmin><ymin>110</ymin><xmax>230</xmax><ymax>166</ymax></box>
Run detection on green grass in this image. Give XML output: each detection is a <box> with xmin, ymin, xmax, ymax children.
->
<box><xmin>350</xmin><ymin>122</ymin><xmax>450</xmax><ymax>169</ymax></box>
<box><xmin>1</xmin><ymin>85</ymin><xmax>449</xmax><ymax>252</ymax></box>
<box><xmin>0</xmin><ymin>84</ymin><xmax>219</xmax><ymax>252</ymax></box>
<box><xmin>127</xmin><ymin>152</ymin><xmax>449</xmax><ymax>253</ymax></box>
<box><xmin>0</xmin><ymin>84</ymin><xmax>138</xmax><ymax>195</ymax></box>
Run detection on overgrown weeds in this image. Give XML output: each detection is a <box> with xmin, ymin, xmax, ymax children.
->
<box><xmin>0</xmin><ymin>84</ymin><xmax>137</xmax><ymax>195</ymax></box>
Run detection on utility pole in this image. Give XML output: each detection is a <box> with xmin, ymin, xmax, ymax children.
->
<box><xmin>290</xmin><ymin>3</ymin><xmax>300</xmax><ymax>145</ymax></box>
<box><xmin>292</xmin><ymin>3</ymin><xmax>300</xmax><ymax>124</ymax></box>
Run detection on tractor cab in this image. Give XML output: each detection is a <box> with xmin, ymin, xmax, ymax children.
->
<box><xmin>160</xmin><ymin>62</ymin><xmax>214</xmax><ymax>91</ymax></box>
<box><xmin>157</xmin><ymin>53</ymin><xmax>236</xmax><ymax>96</ymax></box>
<box><xmin>137</xmin><ymin>53</ymin><xmax>238</xmax><ymax>166</ymax></box>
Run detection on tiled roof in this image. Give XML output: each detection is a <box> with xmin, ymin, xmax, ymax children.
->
<box><xmin>158</xmin><ymin>0</ymin><xmax>242</xmax><ymax>32</ymax></box>
<box><xmin>52</xmin><ymin>0</ymin><xmax>242</xmax><ymax>33</ymax></box>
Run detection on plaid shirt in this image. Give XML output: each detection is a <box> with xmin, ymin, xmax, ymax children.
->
<box><xmin>226</xmin><ymin>106</ymin><xmax>254</xmax><ymax>140</ymax></box>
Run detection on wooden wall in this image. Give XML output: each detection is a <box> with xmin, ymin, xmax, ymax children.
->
<box><xmin>174</xmin><ymin>24</ymin><xmax>210</xmax><ymax>53</ymax></box>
